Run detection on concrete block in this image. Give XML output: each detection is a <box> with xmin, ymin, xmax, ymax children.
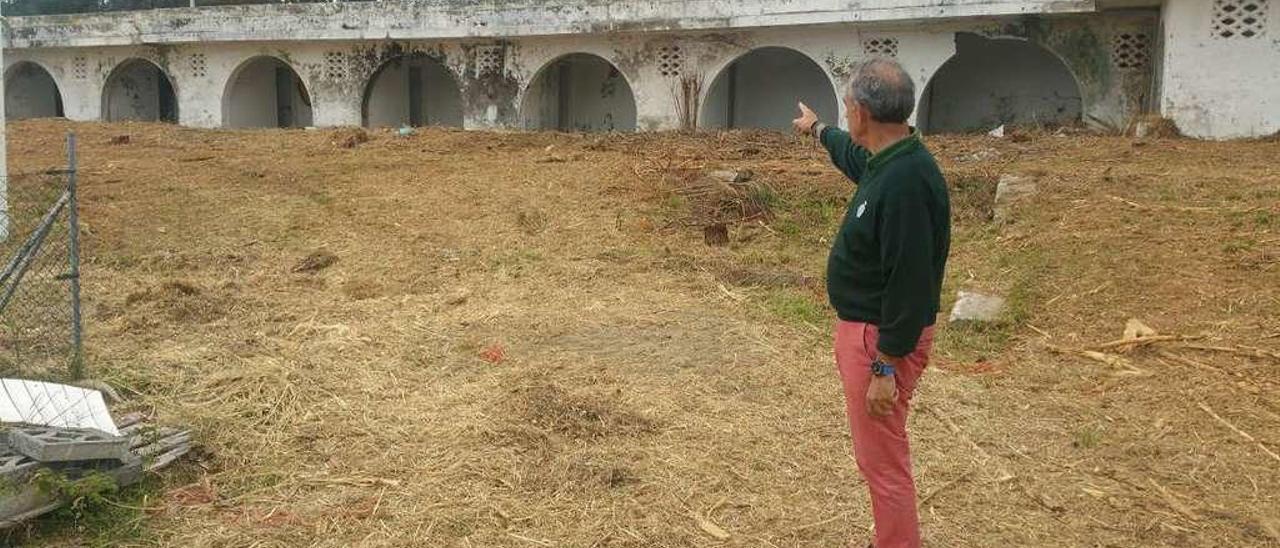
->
<box><xmin>7</xmin><ymin>425</ymin><xmax>130</xmax><ymax>463</ymax></box>
<box><xmin>994</xmin><ymin>174</ymin><xmax>1038</xmax><ymax>223</ymax></box>
<box><xmin>949</xmin><ymin>291</ymin><xmax>1006</xmax><ymax>323</ymax></box>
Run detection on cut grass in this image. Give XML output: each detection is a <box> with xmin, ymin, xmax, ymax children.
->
<box><xmin>762</xmin><ymin>288</ymin><xmax>827</xmax><ymax>330</ymax></box>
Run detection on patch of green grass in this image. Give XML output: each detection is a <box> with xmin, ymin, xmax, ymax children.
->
<box><xmin>1073</xmin><ymin>424</ymin><xmax>1105</xmax><ymax>449</ymax></box>
<box><xmin>746</xmin><ymin>183</ymin><xmax>781</xmax><ymax>212</ymax></box>
<box><xmin>936</xmin><ymin>243</ymin><xmax>1047</xmax><ymax>363</ymax></box>
<box><xmin>488</xmin><ymin>249</ymin><xmax>544</xmax><ymax>275</ymax></box>
<box><xmin>304</xmin><ymin>188</ymin><xmax>333</xmax><ymax>206</ymax></box>
<box><xmin>2</xmin><ymin>471</ymin><xmax>167</xmax><ymax>548</ymax></box>
<box><xmin>762</xmin><ymin>289</ymin><xmax>827</xmax><ymax>329</ymax></box>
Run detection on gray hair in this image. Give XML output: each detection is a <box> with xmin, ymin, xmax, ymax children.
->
<box><xmin>845</xmin><ymin>57</ymin><xmax>916</xmax><ymax>124</ymax></box>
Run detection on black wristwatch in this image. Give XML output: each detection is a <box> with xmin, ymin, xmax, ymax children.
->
<box><xmin>871</xmin><ymin>357</ymin><xmax>896</xmax><ymax>377</ymax></box>
<box><xmin>811</xmin><ymin>121</ymin><xmax>827</xmax><ymax>139</ymax></box>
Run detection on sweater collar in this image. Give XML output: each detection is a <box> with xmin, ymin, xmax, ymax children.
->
<box><xmin>866</xmin><ymin>128</ymin><xmax>922</xmax><ymax>175</ymax></box>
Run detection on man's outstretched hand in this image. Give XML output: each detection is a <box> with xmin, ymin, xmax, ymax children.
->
<box><xmin>792</xmin><ymin>102</ymin><xmax>818</xmax><ymax>136</ymax></box>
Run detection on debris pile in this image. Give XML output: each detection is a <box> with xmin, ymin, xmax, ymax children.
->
<box><xmin>0</xmin><ymin>379</ymin><xmax>191</xmax><ymax>528</ymax></box>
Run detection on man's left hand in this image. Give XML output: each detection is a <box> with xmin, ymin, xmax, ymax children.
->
<box><xmin>792</xmin><ymin>102</ymin><xmax>818</xmax><ymax>136</ymax></box>
<box><xmin>866</xmin><ymin>375</ymin><xmax>897</xmax><ymax>417</ymax></box>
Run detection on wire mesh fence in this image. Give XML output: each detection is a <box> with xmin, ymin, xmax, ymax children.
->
<box><xmin>0</xmin><ymin>134</ymin><xmax>82</xmax><ymax>381</ymax></box>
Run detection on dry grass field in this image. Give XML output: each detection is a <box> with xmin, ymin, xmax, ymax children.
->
<box><xmin>2</xmin><ymin>119</ymin><xmax>1277</xmax><ymax>547</ymax></box>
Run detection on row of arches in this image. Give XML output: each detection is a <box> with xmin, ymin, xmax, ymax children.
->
<box><xmin>4</xmin><ymin>35</ymin><xmax>1085</xmax><ymax>133</ymax></box>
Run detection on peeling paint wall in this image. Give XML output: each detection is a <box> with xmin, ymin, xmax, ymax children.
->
<box><xmin>1161</xmin><ymin>0</ymin><xmax>1280</xmax><ymax>139</ymax></box>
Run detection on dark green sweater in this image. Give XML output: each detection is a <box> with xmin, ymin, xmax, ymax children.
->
<box><xmin>820</xmin><ymin>127</ymin><xmax>950</xmax><ymax>356</ymax></box>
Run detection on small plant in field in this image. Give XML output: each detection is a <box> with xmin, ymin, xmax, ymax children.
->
<box><xmin>1074</xmin><ymin>425</ymin><xmax>1104</xmax><ymax>449</ymax></box>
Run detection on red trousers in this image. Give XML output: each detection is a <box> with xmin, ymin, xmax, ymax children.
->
<box><xmin>834</xmin><ymin>320</ymin><xmax>935</xmax><ymax>548</ymax></box>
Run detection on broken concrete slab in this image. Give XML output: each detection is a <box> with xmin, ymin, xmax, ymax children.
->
<box><xmin>0</xmin><ymin>418</ymin><xmax>190</xmax><ymax>530</ymax></box>
<box><xmin>993</xmin><ymin>174</ymin><xmax>1038</xmax><ymax>223</ymax></box>
<box><xmin>949</xmin><ymin>291</ymin><xmax>1006</xmax><ymax>323</ymax></box>
<box><xmin>7</xmin><ymin>425</ymin><xmax>130</xmax><ymax>463</ymax></box>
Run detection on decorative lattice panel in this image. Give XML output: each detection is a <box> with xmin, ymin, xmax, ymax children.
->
<box><xmin>189</xmin><ymin>53</ymin><xmax>207</xmax><ymax>78</ymax></box>
<box><xmin>1112</xmin><ymin>32</ymin><xmax>1150</xmax><ymax>69</ymax></box>
<box><xmin>657</xmin><ymin>45</ymin><xmax>684</xmax><ymax>78</ymax></box>
<box><xmin>474</xmin><ymin>45</ymin><xmax>504</xmax><ymax>77</ymax></box>
<box><xmin>1212</xmin><ymin>0</ymin><xmax>1268</xmax><ymax>38</ymax></box>
<box><xmin>862</xmin><ymin>37</ymin><xmax>899</xmax><ymax>58</ymax></box>
<box><xmin>72</xmin><ymin>56</ymin><xmax>88</xmax><ymax>80</ymax></box>
<box><xmin>324</xmin><ymin>51</ymin><xmax>348</xmax><ymax>80</ymax></box>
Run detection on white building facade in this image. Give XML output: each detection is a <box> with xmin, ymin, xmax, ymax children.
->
<box><xmin>1</xmin><ymin>0</ymin><xmax>1276</xmax><ymax>139</ymax></box>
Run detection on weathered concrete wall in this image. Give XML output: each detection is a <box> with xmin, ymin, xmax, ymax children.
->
<box><xmin>4</xmin><ymin>60</ymin><xmax>62</xmax><ymax>119</ymax></box>
<box><xmin>971</xmin><ymin>11</ymin><xmax>1161</xmax><ymax>130</ymax></box>
<box><xmin>1</xmin><ymin>9</ymin><xmax>1160</xmax><ymax>136</ymax></box>
<box><xmin>700</xmin><ymin>47</ymin><xmax>839</xmax><ymax>131</ymax></box>
<box><xmin>519</xmin><ymin>53</ymin><xmax>637</xmax><ymax>132</ymax></box>
<box><xmin>3</xmin><ymin>0</ymin><xmax>1096</xmax><ymax>48</ymax></box>
<box><xmin>364</xmin><ymin>56</ymin><xmax>463</xmax><ymax>127</ymax></box>
<box><xmin>1160</xmin><ymin>0</ymin><xmax>1280</xmax><ymax>139</ymax></box>
<box><xmin>920</xmin><ymin>33</ymin><xmax>1083</xmax><ymax>132</ymax></box>
<box><xmin>102</xmin><ymin>59</ymin><xmax>174</xmax><ymax>122</ymax></box>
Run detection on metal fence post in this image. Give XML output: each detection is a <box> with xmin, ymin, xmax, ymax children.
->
<box><xmin>67</xmin><ymin>133</ymin><xmax>83</xmax><ymax>380</ymax></box>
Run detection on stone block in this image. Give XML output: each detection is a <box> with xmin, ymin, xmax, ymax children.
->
<box><xmin>993</xmin><ymin>174</ymin><xmax>1038</xmax><ymax>223</ymax></box>
<box><xmin>949</xmin><ymin>291</ymin><xmax>1006</xmax><ymax>323</ymax></box>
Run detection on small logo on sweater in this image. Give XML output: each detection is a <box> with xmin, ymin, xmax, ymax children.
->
<box><xmin>856</xmin><ymin>201</ymin><xmax>867</xmax><ymax>218</ymax></box>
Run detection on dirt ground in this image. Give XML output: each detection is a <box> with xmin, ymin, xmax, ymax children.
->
<box><xmin>3</xmin><ymin>119</ymin><xmax>1278</xmax><ymax>547</ymax></box>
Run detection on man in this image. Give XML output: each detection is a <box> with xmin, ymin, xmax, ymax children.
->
<box><xmin>792</xmin><ymin>58</ymin><xmax>951</xmax><ymax>548</ymax></box>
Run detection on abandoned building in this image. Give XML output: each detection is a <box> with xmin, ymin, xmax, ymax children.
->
<box><xmin>0</xmin><ymin>0</ymin><xmax>1276</xmax><ymax>140</ymax></box>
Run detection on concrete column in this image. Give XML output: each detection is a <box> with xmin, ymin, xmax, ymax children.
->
<box><xmin>310</xmin><ymin>89</ymin><xmax>361</xmax><ymax>127</ymax></box>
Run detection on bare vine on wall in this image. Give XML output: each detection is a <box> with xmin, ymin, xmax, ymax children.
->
<box><xmin>673</xmin><ymin>72</ymin><xmax>704</xmax><ymax>132</ymax></box>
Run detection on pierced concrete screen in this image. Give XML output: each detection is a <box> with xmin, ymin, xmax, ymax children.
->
<box><xmin>102</xmin><ymin>59</ymin><xmax>178</xmax><ymax>123</ymax></box>
<box><xmin>324</xmin><ymin>51</ymin><xmax>348</xmax><ymax>80</ymax></box>
<box><xmin>657</xmin><ymin>45</ymin><xmax>684</xmax><ymax>78</ymax></box>
<box><xmin>918</xmin><ymin>33</ymin><xmax>1082</xmax><ymax>134</ymax></box>
<box><xmin>474</xmin><ymin>45</ymin><xmax>504</xmax><ymax>77</ymax></box>
<box><xmin>1112</xmin><ymin>32</ymin><xmax>1151</xmax><ymax>69</ymax></box>
<box><xmin>699</xmin><ymin>47</ymin><xmax>838</xmax><ymax>131</ymax></box>
<box><xmin>4</xmin><ymin>62</ymin><xmax>64</xmax><ymax>120</ymax></box>
<box><xmin>190</xmin><ymin>53</ymin><xmax>207</xmax><ymax>79</ymax></box>
<box><xmin>72</xmin><ymin>57</ymin><xmax>88</xmax><ymax>80</ymax></box>
<box><xmin>1212</xmin><ymin>0</ymin><xmax>1268</xmax><ymax>38</ymax></box>
<box><xmin>520</xmin><ymin>53</ymin><xmax>637</xmax><ymax>132</ymax></box>
<box><xmin>224</xmin><ymin>57</ymin><xmax>314</xmax><ymax>129</ymax></box>
<box><xmin>363</xmin><ymin>56</ymin><xmax>464</xmax><ymax>128</ymax></box>
<box><xmin>863</xmin><ymin>38</ymin><xmax>899</xmax><ymax>58</ymax></box>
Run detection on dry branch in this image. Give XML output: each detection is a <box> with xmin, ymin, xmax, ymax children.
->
<box><xmin>1094</xmin><ymin>334</ymin><xmax>1202</xmax><ymax>351</ymax></box>
<box><xmin>1177</xmin><ymin>344</ymin><xmax>1280</xmax><ymax>362</ymax></box>
<box><xmin>1198</xmin><ymin>402</ymin><xmax>1280</xmax><ymax>463</ymax></box>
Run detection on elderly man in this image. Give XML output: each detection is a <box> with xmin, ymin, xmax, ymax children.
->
<box><xmin>792</xmin><ymin>58</ymin><xmax>951</xmax><ymax>548</ymax></box>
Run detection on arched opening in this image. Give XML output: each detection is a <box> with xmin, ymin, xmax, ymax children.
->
<box><xmin>102</xmin><ymin>58</ymin><xmax>178</xmax><ymax>123</ymax></box>
<box><xmin>4</xmin><ymin>62</ymin><xmax>64</xmax><ymax>120</ymax></box>
<box><xmin>520</xmin><ymin>53</ymin><xmax>636</xmax><ymax>132</ymax></box>
<box><xmin>222</xmin><ymin>56</ymin><xmax>313</xmax><ymax>129</ymax></box>
<box><xmin>699</xmin><ymin>47</ymin><xmax>838</xmax><ymax>131</ymax></box>
<box><xmin>918</xmin><ymin>33</ymin><xmax>1083</xmax><ymax>134</ymax></box>
<box><xmin>362</xmin><ymin>55</ymin><xmax>463</xmax><ymax>128</ymax></box>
